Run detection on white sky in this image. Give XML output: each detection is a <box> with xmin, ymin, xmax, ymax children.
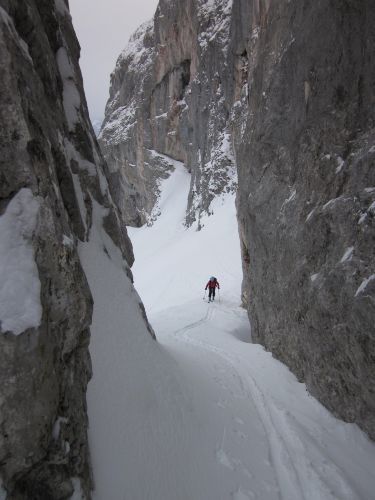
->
<box><xmin>70</xmin><ymin>0</ymin><xmax>158</xmax><ymax>124</ymax></box>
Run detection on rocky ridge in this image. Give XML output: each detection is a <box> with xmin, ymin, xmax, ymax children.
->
<box><xmin>0</xmin><ymin>0</ymin><xmax>151</xmax><ymax>497</ymax></box>
<box><xmin>102</xmin><ymin>0</ymin><xmax>375</xmax><ymax>439</ymax></box>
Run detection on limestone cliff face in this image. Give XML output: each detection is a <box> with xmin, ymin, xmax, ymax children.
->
<box><xmin>103</xmin><ymin>0</ymin><xmax>375</xmax><ymax>439</ymax></box>
<box><xmin>100</xmin><ymin>0</ymin><xmax>237</xmax><ymax>228</ymax></box>
<box><xmin>0</xmin><ymin>0</ymin><xmax>134</xmax><ymax>497</ymax></box>
<box><xmin>233</xmin><ymin>0</ymin><xmax>375</xmax><ymax>440</ymax></box>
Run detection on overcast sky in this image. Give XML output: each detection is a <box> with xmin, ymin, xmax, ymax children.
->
<box><xmin>70</xmin><ymin>0</ymin><xmax>158</xmax><ymax>124</ymax></box>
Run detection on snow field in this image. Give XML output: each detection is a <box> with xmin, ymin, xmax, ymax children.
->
<box><xmin>128</xmin><ymin>159</ymin><xmax>242</xmax><ymax>314</ymax></box>
<box><xmin>130</xmin><ymin>161</ymin><xmax>375</xmax><ymax>500</ymax></box>
<box><xmin>84</xmin><ymin>160</ymin><xmax>375</xmax><ymax>499</ymax></box>
<box><xmin>80</xmin><ymin>202</ymin><xmax>204</xmax><ymax>500</ymax></box>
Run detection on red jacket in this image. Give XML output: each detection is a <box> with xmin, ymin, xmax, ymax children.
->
<box><xmin>205</xmin><ymin>279</ymin><xmax>220</xmax><ymax>289</ymax></box>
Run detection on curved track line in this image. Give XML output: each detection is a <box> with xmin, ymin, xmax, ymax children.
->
<box><xmin>172</xmin><ymin>305</ymin><xmax>307</xmax><ymax>500</ymax></box>
<box><xmin>172</xmin><ymin>304</ymin><xmax>361</xmax><ymax>500</ymax></box>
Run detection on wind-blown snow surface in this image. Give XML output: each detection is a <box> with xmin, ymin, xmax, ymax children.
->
<box><xmin>85</xmin><ymin>162</ymin><xmax>375</xmax><ymax>500</ymax></box>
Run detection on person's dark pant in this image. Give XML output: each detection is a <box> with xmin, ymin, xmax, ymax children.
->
<box><xmin>208</xmin><ymin>287</ymin><xmax>216</xmax><ymax>300</ymax></box>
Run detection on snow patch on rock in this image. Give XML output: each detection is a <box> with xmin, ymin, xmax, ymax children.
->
<box><xmin>52</xmin><ymin>416</ymin><xmax>69</xmax><ymax>441</ymax></box>
<box><xmin>70</xmin><ymin>478</ymin><xmax>84</xmax><ymax>500</ymax></box>
<box><xmin>116</xmin><ymin>19</ymin><xmax>154</xmax><ymax>74</ymax></box>
<box><xmin>100</xmin><ymin>101</ymin><xmax>137</xmax><ymax>145</ymax></box>
<box><xmin>340</xmin><ymin>246</ymin><xmax>354</xmax><ymax>263</ymax></box>
<box><xmin>355</xmin><ymin>275</ymin><xmax>375</xmax><ymax>297</ymax></box>
<box><xmin>0</xmin><ymin>6</ymin><xmax>32</xmax><ymax>63</ymax></box>
<box><xmin>0</xmin><ymin>189</ymin><xmax>42</xmax><ymax>335</ymax></box>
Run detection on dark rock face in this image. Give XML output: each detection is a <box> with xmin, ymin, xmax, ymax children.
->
<box><xmin>104</xmin><ymin>0</ymin><xmax>375</xmax><ymax>439</ymax></box>
<box><xmin>0</xmin><ymin>0</ymin><xmax>134</xmax><ymax>497</ymax></box>
<box><xmin>234</xmin><ymin>0</ymin><xmax>375</xmax><ymax>439</ymax></box>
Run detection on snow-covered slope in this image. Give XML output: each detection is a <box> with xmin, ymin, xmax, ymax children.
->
<box><xmin>79</xmin><ymin>203</ymin><xmax>194</xmax><ymax>500</ymax></box>
<box><xmin>128</xmin><ymin>158</ymin><xmax>241</xmax><ymax>314</ymax></box>
<box><xmin>85</xmin><ymin>160</ymin><xmax>375</xmax><ymax>500</ymax></box>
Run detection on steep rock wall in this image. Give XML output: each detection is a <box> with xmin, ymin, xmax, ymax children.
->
<box><xmin>102</xmin><ymin>0</ymin><xmax>375</xmax><ymax>439</ymax></box>
<box><xmin>0</xmin><ymin>0</ymin><xmax>141</xmax><ymax>497</ymax></box>
<box><xmin>100</xmin><ymin>0</ymin><xmax>237</xmax><ymax>228</ymax></box>
<box><xmin>233</xmin><ymin>0</ymin><xmax>375</xmax><ymax>439</ymax></box>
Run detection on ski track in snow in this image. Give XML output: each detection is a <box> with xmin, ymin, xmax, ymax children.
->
<box><xmin>88</xmin><ymin>159</ymin><xmax>375</xmax><ymax>500</ymax></box>
<box><xmin>149</xmin><ymin>295</ymin><xmax>374</xmax><ymax>500</ymax></box>
<box><xmin>166</xmin><ymin>301</ymin><xmax>362</xmax><ymax>500</ymax></box>
<box><xmin>175</xmin><ymin>313</ymin><xmax>304</xmax><ymax>500</ymax></box>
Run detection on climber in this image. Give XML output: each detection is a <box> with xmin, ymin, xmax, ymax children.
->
<box><xmin>205</xmin><ymin>276</ymin><xmax>220</xmax><ymax>302</ymax></box>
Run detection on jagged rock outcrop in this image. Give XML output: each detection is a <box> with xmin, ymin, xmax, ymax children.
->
<box><xmin>102</xmin><ymin>0</ymin><xmax>375</xmax><ymax>439</ymax></box>
<box><xmin>0</xmin><ymin>0</ymin><xmax>139</xmax><ymax>497</ymax></box>
<box><xmin>99</xmin><ymin>0</ymin><xmax>237</xmax><ymax>228</ymax></box>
